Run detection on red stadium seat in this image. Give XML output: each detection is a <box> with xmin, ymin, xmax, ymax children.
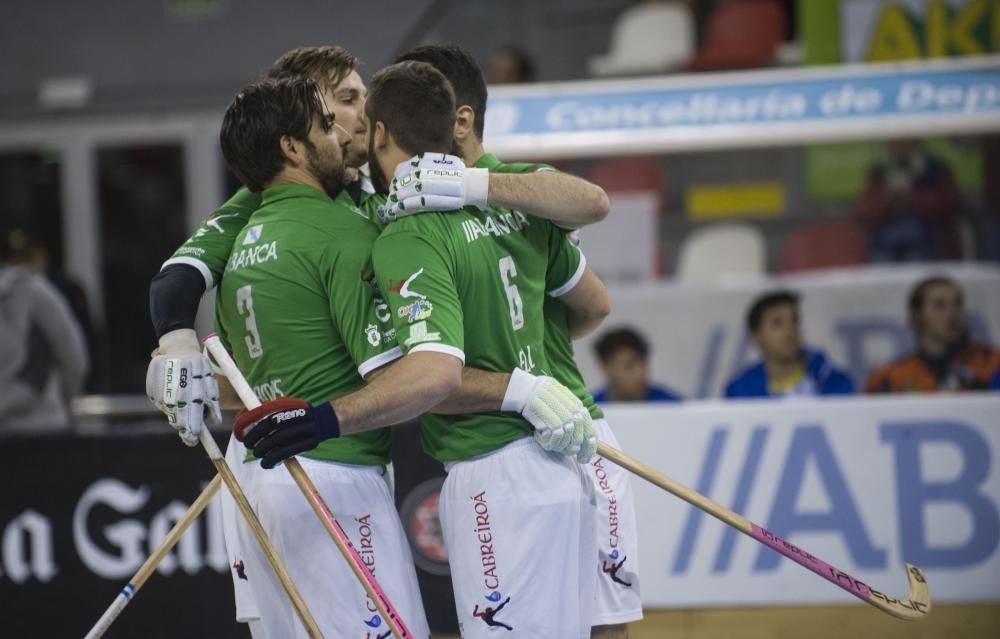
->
<box><xmin>688</xmin><ymin>0</ymin><xmax>786</xmax><ymax>72</ymax></box>
<box><xmin>780</xmin><ymin>220</ymin><xmax>868</xmax><ymax>273</ymax></box>
<box><xmin>590</xmin><ymin>157</ymin><xmax>665</xmax><ymax>200</ymax></box>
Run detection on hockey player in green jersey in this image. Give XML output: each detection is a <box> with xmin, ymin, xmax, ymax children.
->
<box><xmin>368</xmin><ymin>60</ymin><xmax>601</xmax><ymax>639</ymax></box>
<box><xmin>383</xmin><ymin>46</ymin><xmax>643</xmax><ymax>638</ymax></box>
<box><xmin>212</xmin><ymin>76</ymin><xmax>431</xmax><ymax>638</ymax></box>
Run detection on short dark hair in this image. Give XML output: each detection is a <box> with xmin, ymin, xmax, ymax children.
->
<box><xmin>595</xmin><ymin>328</ymin><xmax>649</xmax><ymax>363</ymax></box>
<box><xmin>266</xmin><ymin>46</ymin><xmax>359</xmax><ymax>92</ymax></box>
<box><xmin>395</xmin><ymin>45</ymin><xmax>487</xmax><ymax>140</ymax></box>
<box><xmin>747</xmin><ymin>290</ymin><xmax>799</xmax><ymax>332</ymax></box>
<box><xmin>220</xmin><ymin>78</ymin><xmax>327</xmax><ymax>192</ymax></box>
<box><xmin>366</xmin><ymin>61</ymin><xmax>456</xmax><ymax>157</ymax></box>
<box><xmin>908</xmin><ymin>276</ymin><xmax>962</xmax><ymax>316</ymax></box>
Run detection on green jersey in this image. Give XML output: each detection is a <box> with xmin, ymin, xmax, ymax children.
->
<box><xmin>477</xmin><ymin>154</ymin><xmax>604</xmax><ymax>420</ymax></box>
<box><xmin>215</xmin><ymin>184</ymin><xmax>399</xmax><ymax>466</ymax></box>
<box><xmin>372</xmin><ymin>198</ymin><xmax>584</xmax><ymax>462</ymax></box>
<box><xmin>164</xmin><ymin>187</ymin><xmax>262</xmax><ymax>288</ymax></box>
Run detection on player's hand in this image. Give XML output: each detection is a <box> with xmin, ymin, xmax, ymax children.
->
<box><xmin>146</xmin><ymin>329</ymin><xmax>222</xmax><ymax>447</ymax></box>
<box><xmin>502</xmin><ymin>368</ymin><xmax>589</xmax><ymax>456</ymax></box>
<box><xmin>566</xmin><ymin>410</ymin><xmax>597</xmax><ymax>464</ymax></box>
<box><xmin>380</xmin><ymin>153</ymin><xmax>489</xmax><ymax>221</ymax></box>
<box><xmin>233</xmin><ymin>397</ymin><xmax>340</xmax><ymax>469</ymax></box>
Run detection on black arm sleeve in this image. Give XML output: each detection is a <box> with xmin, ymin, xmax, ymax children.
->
<box><xmin>149</xmin><ymin>264</ymin><xmax>208</xmax><ymax>339</ymax></box>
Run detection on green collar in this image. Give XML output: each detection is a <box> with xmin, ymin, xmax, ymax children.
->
<box><xmin>260</xmin><ymin>183</ymin><xmax>339</xmax><ymax>207</ymax></box>
<box><xmin>473</xmin><ymin>153</ymin><xmax>503</xmax><ymax>170</ymax></box>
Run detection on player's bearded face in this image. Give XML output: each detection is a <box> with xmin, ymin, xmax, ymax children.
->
<box><xmin>304</xmin><ymin>136</ymin><xmax>346</xmax><ymax>200</ymax></box>
<box><xmin>322</xmin><ymin>72</ymin><xmax>368</xmax><ymax>170</ymax></box>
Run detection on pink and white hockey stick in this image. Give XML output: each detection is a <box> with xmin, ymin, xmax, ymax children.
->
<box><xmin>596</xmin><ymin>442</ymin><xmax>931</xmax><ymax>621</ymax></box>
<box><xmin>204</xmin><ymin>334</ymin><xmax>413</xmax><ymax>639</ymax></box>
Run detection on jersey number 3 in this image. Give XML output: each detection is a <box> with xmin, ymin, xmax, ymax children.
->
<box><xmin>236</xmin><ymin>285</ymin><xmax>264</xmax><ymax>359</ymax></box>
<box><xmin>499</xmin><ymin>256</ymin><xmax>524</xmax><ymax>331</ymax></box>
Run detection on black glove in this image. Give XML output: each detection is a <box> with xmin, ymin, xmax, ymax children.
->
<box><xmin>233</xmin><ymin>397</ymin><xmax>340</xmax><ymax>469</ymax></box>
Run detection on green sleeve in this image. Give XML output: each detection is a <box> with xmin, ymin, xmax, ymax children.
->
<box><xmin>320</xmin><ymin>243</ymin><xmax>402</xmax><ymax>378</ymax></box>
<box><xmin>544</xmin><ymin>225</ymin><xmax>585</xmax><ymax>296</ymax></box>
<box><xmin>372</xmin><ymin>230</ymin><xmax>465</xmax><ymax>363</ymax></box>
<box><xmin>162</xmin><ymin>187</ymin><xmax>260</xmax><ymax>288</ymax></box>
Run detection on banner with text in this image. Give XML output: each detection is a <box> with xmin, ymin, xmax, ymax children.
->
<box><xmin>483</xmin><ymin>56</ymin><xmax>1000</xmax><ymax>157</ymax></box>
<box><xmin>605</xmin><ymin>394</ymin><xmax>1000</xmax><ymax>608</ymax></box>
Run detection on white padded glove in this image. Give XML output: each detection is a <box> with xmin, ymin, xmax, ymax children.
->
<box><xmin>502</xmin><ymin>368</ymin><xmax>596</xmax><ymax>462</ymax></box>
<box><xmin>381</xmin><ymin>153</ymin><xmax>489</xmax><ymax>221</ymax></box>
<box><xmin>146</xmin><ymin>329</ymin><xmax>222</xmax><ymax>446</ymax></box>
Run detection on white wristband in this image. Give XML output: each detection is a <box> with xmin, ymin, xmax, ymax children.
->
<box><xmin>501</xmin><ymin>367</ymin><xmax>536</xmax><ymax>413</ymax></box>
<box><xmin>464</xmin><ymin>167</ymin><xmax>490</xmax><ymax>208</ymax></box>
<box><xmin>157</xmin><ymin>328</ymin><xmax>201</xmax><ymax>355</ymax></box>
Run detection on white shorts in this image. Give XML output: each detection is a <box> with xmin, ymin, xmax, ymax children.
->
<box><xmin>587</xmin><ymin>420</ymin><xmax>643</xmax><ymax>626</ymax></box>
<box><xmin>221</xmin><ymin>435</ymin><xmax>258</xmax><ymax>620</ymax></box>
<box><xmin>441</xmin><ymin>437</ymin><xmax>597</xmax><ymax>639</ymax></box>
<box><xmin>222</xmin><ymin>444</ymin><xmax>429</xmax><ymax>639</ymax></box>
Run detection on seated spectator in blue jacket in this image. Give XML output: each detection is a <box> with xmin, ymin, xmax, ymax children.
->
<box><xmin>593</xmin><ymin>327</ymin><xmax>682</xmax><ymax>402</ymax></box>
<box><xmin>725</xmin><ymin>290</ymin><xmax>854</xmax><ymax>398</ymax></box>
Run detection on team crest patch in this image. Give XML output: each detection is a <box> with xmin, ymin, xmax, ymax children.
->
<box><xmin>403</xmin><ymin>321</ymin><xmax>440</xmax><ymax>347</ymax></box>
<box><xmin>365</xmin><ymin>324</ymin><xmax>382</xmax><ymax>347</ymax></box>
<box><xmin>243</xmin><ymin>224</ymin><xmax>263</xmax><ymax>245</ymax></box>
<box><xmin>398</xmin><ymin>299</ymin><xmax>433</xmax><ymax>323</ymax></box>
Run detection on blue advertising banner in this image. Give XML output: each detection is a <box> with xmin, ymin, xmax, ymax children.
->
<box><xmin>606</xmin><ymin>394</ymin><xmax>1000</xmax><ymax>608</ymax></box>
<box><xmin>484</xmin><ymin>57</ymin><xmax>1000</xmax><ymax>157</ymax></box>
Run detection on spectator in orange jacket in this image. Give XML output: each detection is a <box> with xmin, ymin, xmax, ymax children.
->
<box><xmin>865</xmin><ymin>276</ymin><xmax>1000</xmax><ymax>393</ymax></box>
<box><xmin>854</xmin><ymin>139</ymin><xmax>963</xmax><ymax>262</ymax></box>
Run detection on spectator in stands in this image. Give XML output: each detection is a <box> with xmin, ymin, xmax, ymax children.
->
<box><xmin>854</xmin><ymin>139</ymin><xmax>963</xmax><ymax>262</ymax></box>
<box><xmin>865</xmin><ymin>276</ymin><xmax>1000</xmax><ymax>393</ymax></box>
<box><xmin>0</xmin><ymin>229</ymin><xmax>89</xmax><ymax>432</ymax></box>
<box><xmin>593</xmin><ymin>327</ymin><xmax>681</xmax><ymax>402</ymax></box>
<box><xmin>726</xmin><ymin>290</ymin><xmax>854</xmax><ymax>398</ymax></box>
<box><xmin>489</xmin><ymin>45</ymin><xmax>536</xmax><ymax>84</ymax></box>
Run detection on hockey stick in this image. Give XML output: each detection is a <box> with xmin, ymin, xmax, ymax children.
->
<box><xmin>204</xmin><ymin>334</ymin><xmax>413</xmax><ymax>639</ymax></box>
<box><xmin>197</xmin><ymin>424</ymin><xmax>323</xmax><ymax>637</ymax></box>
<box><xmin>83</xmin><ymin>474</ymin><xmax>222</xmax><ymax>639</ymax></box>
<box><xmin>595</xmin><ymin>442</ymin><xmax>930</xmax><ymax>620</ymax></box>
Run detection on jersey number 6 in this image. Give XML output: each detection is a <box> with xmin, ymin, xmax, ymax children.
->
<box><xmin>498</xmin><ymin>256</ymin><xmax>524</xmax><ymax>331</ymax></box>
<box><xmin>236</xmin><ymin>285</ymin><xmax>264</xmax><ymax>359</ymax></box>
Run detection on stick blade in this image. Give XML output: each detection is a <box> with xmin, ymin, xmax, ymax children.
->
<box><xmin>866</xmin><ymin>563</ymin><xmax>931</xmax><ymax>621</ymax></box>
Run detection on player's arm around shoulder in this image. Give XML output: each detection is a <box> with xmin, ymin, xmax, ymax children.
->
<box><xmin>487</xmin><ymin>169</ymin><xmax>610</xmax><ymax>229</ymax></box>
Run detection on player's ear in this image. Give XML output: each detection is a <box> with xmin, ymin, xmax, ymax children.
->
<box><xmin>372</xmin><ymin>121</ymin><xmax>389</xmax><ymax>152</ymax></box>
<box><xmin>454</xmin><ymin>105</ymin><xmax>475</xmax><ymax>143</ymax></box>
<box><xmin>279</xmin><ymin>135</ymin><xmax>302</xmax><ymax>165</ymax></box>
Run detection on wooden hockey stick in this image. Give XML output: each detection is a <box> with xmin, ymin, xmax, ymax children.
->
<box><xmin>596</xmin><ymin>442</ymin><xmax>931</xmax><ymax>621</ymax></box>
<box><xmin>204</xmin><ymin>334</ymin><xmax>412</xmax><ymax>639</ymax></box>
<box><xmin>198</xmin><ymin>425</ymin><xmax>323</xmax><ymax>637</ymax></box>
<box><xmin>83</xmin><ymin>475</ymin><xmax>222</xmax><ymax>639</ymax></box>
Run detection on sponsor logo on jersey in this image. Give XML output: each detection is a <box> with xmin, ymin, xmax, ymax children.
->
<box><xmin>461</xmin><ymin>210</ymin><xmax>530</xmax><ymax>243</ymax></box>
<box><xmin>403</xmin><ymin>321</ymin><xmax>440</xmax><ymax>347</ymax></box>
<box><xmin>242</xmin><ymin>224</ymin><xmax>263</xmax><ymax>245</ymax></box>
<box><xmin>206</xmin><ymin>212</ymin><xmax>243</xmax><ymax>234</ymax></box>
<box><xmin>389</xmin><ymin>268</ymin><xmax>427</xmax><ymax>299</ymax></box>
<box><xmin>174</xmin><ymin>246</ymin><xmax>206</xmax><ymax>257</ymax></box>
<box><xmin>274</xmin><ymin>408</ymin><xmax>307</xmax><ymax>423</ymax></box>
<box><xmin>225</xmin><ymin>240</ymin><xmax>278</xmax><ymax>273</ymax></box>
<box><xmin>365</xmin><ymin>324</ymin><xmax>382</xmax><ymax>347</ymax></box>
<box><xmin>398</xmin><ymin>299</ymin><xmax>433</xmax><ymax>323</ymax></box>
<box><xmin>252</xmin><ymin>378</ymin><xmax>284</xmax><ymax>401</ymax></box>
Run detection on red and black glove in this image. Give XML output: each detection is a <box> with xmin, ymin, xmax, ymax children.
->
<box><xmin>233</xmin><ymin>397</ymin><xmax>340</xmax><ymax>469</ymax></box>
